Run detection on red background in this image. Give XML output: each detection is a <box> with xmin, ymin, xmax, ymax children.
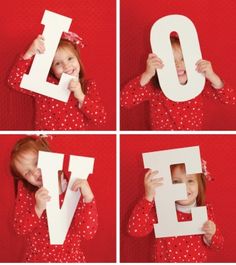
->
<box><xmin>120</xmin><ymin>0</ymin><xmax>236</xmax><ymax>130</ymax></box>
<box><xmin>120</xmin><ymin>134</ymin><xmax>236</xmax><ymax>262</ymax></box>
<box><xmin>0</xmin><ymin>0</ymin><xmax>116</xmax><ymax>130</ymax></box>
<box><xmin>0</xmin><ymin>134</ymin><xmax>116</xmax><ymax>262</ymax></box>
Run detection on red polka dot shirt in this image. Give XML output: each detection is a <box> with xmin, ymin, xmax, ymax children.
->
<box><xmin>128</xmin><ymin>198</ymin><xmax>224</xmax><ymax>262</ymax></box>
<box><xmin>14</xmin><ymin>181</ymin><xmax>98</xmax><ymax>262</ymax></box>
<box><xmin>8</xmin><ymin>55</ymin><xmax>107</xmax><ymax>130</ymax></box>
<box><xmin>121</xmin><ymin>75</ymin><xmax>236</xmax><ymax>130</ymax></box>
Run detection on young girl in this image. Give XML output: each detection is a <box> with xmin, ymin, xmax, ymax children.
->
<box><xmin>128</xmin><ymin>163</ymin><xmax>223</xmax><ymax>262</ymax></box>
<box><xmin>8</xmin><ymin>32</ymin><xmax>107</xmax><ymax>130</ymax></box>
<box><xmin>121</xmin><ymin>35</ymin><xmax>235</xmax><ymax>130</ymax></box>
<box><xmin>10</xmin><ymin>136</ymin><xmax>98</xmax><ymax>262</ymax></box>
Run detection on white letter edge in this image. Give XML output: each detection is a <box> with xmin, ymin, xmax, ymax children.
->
<box><xmin>20</xmin><ymin>10</ymin><xmax>75</xmax><ymax>102</ymax></box>
<box><xmin>150</xmin><ymin>15</ymin><xmax>205</xmax><ymax>102</ymax></box>
<box><xmin>142</xmin><ymin>146</ymin><xmax>208</xmax><ymax>238</ymax></box>
<box><xmin>37</xmin><ymin>151</ymin><xmax>95</xmax><ymax>244</ymax></box>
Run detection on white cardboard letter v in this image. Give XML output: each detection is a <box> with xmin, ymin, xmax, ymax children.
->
<box><xmin>38</xmin><ymin>151</ymin><xmax>95</xmax><ymax>245</ymax></box>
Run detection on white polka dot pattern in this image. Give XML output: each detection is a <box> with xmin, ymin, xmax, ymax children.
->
<box><xmin>8</xmin><ymin>54</ymin><xmax>107</xmax><ymax>130</ymax></box>
<box><xmin>128</xmin><ymin>197</ymin><xmax>224</xmax><ymax>262</ymax></box>
<box><xmin>13</xmin><ymin>181</ymin><xmax>98</xmax><ymax>262</ymax></box>
<box><xmin>121</xmin><ymin>75</ymin><xmax>236</xmax><ymax>130</ymax></box>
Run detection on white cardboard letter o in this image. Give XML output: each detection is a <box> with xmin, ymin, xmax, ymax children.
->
<box><xmin>150</xmin><ymin>15</ymin><xmax>205</xmax><ymax>102</ymax></box>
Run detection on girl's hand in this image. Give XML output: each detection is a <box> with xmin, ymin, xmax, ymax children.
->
<box><xmin>202</xmin><ymin>220</ymin><xmax>216</xmax><ymax>244</ymax></box>
<box><xmin>140</xmin><ymin>53</ymin><xmax>164</xmax><ymax>86</ymax></box>
<box><xmin>144</xmin><ymin>169</ymin><xmax>163</xmax><ymax>202</ymax></box>
<box><xmin>23</xmin><ymin>35</ymin><xmax>45</xmax><ymax>60</ymax></box>
<box><xmin>35</xmin><ymin>187</ymin><xmax>51</xmax><ymax>218</ymax></box>
<box><xmin>195</xmin><ymin>59</ymin><xmax>224</xmax><ymax>88</ymax></box>
<box><xmin>71</xmin><ymin>179</ymin><xmax>94</xmax><ymax>203</ymax></box>
<box><xmin>69</xmin><ymin>79</ymin><xmax>85</xmax><ymax>104</ymax></box>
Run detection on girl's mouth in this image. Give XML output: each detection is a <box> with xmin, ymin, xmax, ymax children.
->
<box><xmin>177</xmin><ymin>70</ymin><xmax>186</xmax><ymax>76</ymax></box>
<box><xmin>37</xmin><ymin>176</ymin><xmax>42</xmax><ymax>183</ymax></box>
<box><xmin>66</xmin><ymin>69</ymin><xmax>75</xmax><ymax>75</ymax></box>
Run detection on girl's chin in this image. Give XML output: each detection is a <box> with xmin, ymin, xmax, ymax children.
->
<box><xmin>176</xmin><ymin>199</ymin><xmax>195</xmax><ymax>206</ymax></box>
<box><xmin>178</xmin><ymin>74</ymin><xmax>188</xmax><ymax>85</ymax></box>
<box><xmin>36</xmin><ymin>182</ymin><xmax>43</xmax><ymax>188</ymax></box>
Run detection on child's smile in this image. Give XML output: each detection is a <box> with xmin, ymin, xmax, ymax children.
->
<box><xmin>15</xmin><ymin>151</ymin><xmax>43</xmax><ymax>188</ymax></box>
<box><xmin>171</xmin><ymin>166</ymin><xmax>199</xmax><ymax>206</ymax></box>
<box><xmin>172</xmin><ymin>44</ymin><xmax>188</xmax><ymax>85</ymax></box>
<box><xmin>51</xmin><ymin>47</ymin><xmax>80</xmax><ymax>79</ymax></box>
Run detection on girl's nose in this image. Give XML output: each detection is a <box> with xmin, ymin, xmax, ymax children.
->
<box><xmin>63</xmin><ymin>61</ymin><xmax>70</xmax><ymax>69</ymax></box>
<box><xmin>175</xmin><ymin>61</ymin><xmax>181</xmax><ymax>68</ymax></box>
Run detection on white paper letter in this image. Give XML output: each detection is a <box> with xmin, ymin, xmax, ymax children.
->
<box><xmin>142</xmin><ymin>146</ymin><xmax>208</xmax><ymax>238</ymax></box>
<box><xmin>150</xmin><ymin>15</ymin><xmax>205</xmax><ymax>102</ymax></box>
<box><xmin>38</xmin><ymin>151</ymin><xmax>95</xmax><ymax>244</ymax></box>
<box><xmin>20</xmin><ymin>10</ymin><xmax>75</xmax><ymax>102</ymax></box>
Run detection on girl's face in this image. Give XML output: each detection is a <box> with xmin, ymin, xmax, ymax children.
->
<box><xmin>171</xmin><ymin>166</ymin><xmax>199</xmax><ymax>206</ymax></box>
<box><xmin>172</xmin><ymin>44</ymin><xmax>188</xmax><ymax>85</ymax></box>
<box><xmin>51</xmin><ymin>47</ymin><xmax>80</xmax><ymax>79</ymax></box>
<box><xmin>14</xmin><ymin>151</ymin><xmax>42</xmax><ymax>188</ymax></box>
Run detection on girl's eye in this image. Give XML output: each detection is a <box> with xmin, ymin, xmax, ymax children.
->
<box><xmin>54</xmin><ymin>62</ymin><xmax>60</xmax><ymax>66</ymax></box>
<box><xmin>68</xmin><ymin>57</ymin><xmax>73</xmax><ymax>61</ymax></box>
<box><xmin>188</xmin><ymin>179</ymin><xmax>194</xmax><ymax>183</ymax></box>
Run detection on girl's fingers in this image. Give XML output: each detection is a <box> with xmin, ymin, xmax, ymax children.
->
<box><xmin>37</xmin><ymin>187</ymin><xmax>48</xmax><ymax>193</ymax></box>
<box><xmin>145</xmin><ymin>169</ymin><xmax>158</xmax><ymax>181</ymax></box>
<box><xmin>198</xmin><ymin>62</ymin><xmax>210</xmax><ymax>68</ymax></box>
<box><xmin>196</xmin><ymin>65</ymin><xmax>208</xmax><ymax>73</ymax></box>
<box><xmin>71</xmin><ymin>185</ymin><xmax>79</xmax><ymax>192</ymax></box>
<box><xmin>144</xmin><ymin>169</ymin><xmax>153</xmax><ymax>179</ymax></box>
<box><xmin>71</xmin><ymin>179</ymin><xmax>84</xmax><ymax>191</ymax></box>
<box><xmin>149</xmin><ymin>171</ymin><xmax>160</xmax><ymax>179</ymax></box>
<box><xmin>148</xmin><ymin>53</ymin><xmax>158</xmax><ymax>59</ymax></box>
<box><xmin>196</xmin><ymin>59</ymin><xmax>209</xmax><ymax>66</ymax></box>
<box><xmin>195</xmin><ymin>59</ymin><xmax>202</xmax><ymax>65</ymax></box>
<box><xmin>148</xmin><ymin>58</ymin><xmax>163</xmax><ymax>65</ymax></box>
<box><xmin>153</xmin><ymin>63</ymin><xmax>164</xmax><ymax>69</ymax></box>
<box><xmin>38</xmin><ymin>34</ymin><xmax>45</xmax><ymax>40</ymax></box>
<box><xmin>148</xmin><ymin>53</ymin><xmax>163</xmax><ymax>62</ymax></box>
<box><xmin>152</xmin><ymin>178</ymin><xmax>164</xmax><ymax>188</ymax></box>
<box><xmin>40</xmin><ymin>194</ymin><xmax>51</xmax><ymax>201</ymax></box>
<box><xmin>196</xmin><ymin>63</ymin><xmax>210</xmax><ymax>72</ymax></box>
<box><xmin>152</xmin><ymin>177</ymin><xmax>164</xmax><ymax>182</ymax></box>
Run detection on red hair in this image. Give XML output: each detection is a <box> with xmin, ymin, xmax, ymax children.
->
<box><xmin>10</xmin><ymin>136</ymin><xmax>50</xmax><ymax>194</ymax></box>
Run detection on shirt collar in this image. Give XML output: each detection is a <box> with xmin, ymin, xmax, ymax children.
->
<box><xmin>175</xmin><ymin>200</ymin><xmax>197</xmax><ymax>213</ymax></box>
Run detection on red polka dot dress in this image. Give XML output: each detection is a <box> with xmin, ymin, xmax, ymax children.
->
<box><xmin>8</xmin><ymin>55</ymin><xmax>107</xmax><ymax>130</ymax></box>
<box><xmin>128</xmin><ymin>198</ymin><xmax>223</xmax><ymax>262</ymax></box>
<box><xmin>14</xmin><ymin>181</ymin><xmax>98</xmax><ymax>262</ymax></box>
<box><xmin>121</xmin><ymin>75</ymin><xmax>236</xmax><ymax>130</ymax></box>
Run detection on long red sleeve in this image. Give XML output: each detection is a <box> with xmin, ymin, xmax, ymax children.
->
<box><xmin>121</xmin><ymin>75</ymin><xmax>155</xmax><ymax>108</ymax></box>
<box><xmin>13</xmin><ymin>181</ymin><xmax>98</xmax><ymax>262</ymax></box>
<box><xmin>121</xmin><ymin>75</ymin><xmax>235</xmax><ymax>130</ymax></box>
<box><xmin>128</xmin><ymin>197</ymin><xmax>156</xmax><ymax>237</ymax></box>
<box><xmin>73</xmin><ymin>198</ymin><xmax>98</xmax><ymax>240</ymax></box>
<box><xmin>13</xmin><ymin>182</ymin><xmax>40</xmax><ymax>236</ymax></box>
<box><xmin>7</xmin><ymin>54</ymin><xmax>107</xmax><ymax>130</ymax></box>
<box><xmin>203</xmin><ymin>81</ymin><xmax>236</xmax><ymax>105</ymax></box>
<box><xmin>80</xmin><ymin>80</ymin><xmax>107</xmax><ymax>127</ymax></box>
<box><xmin>128</xmin><ymin>197</ymin><xmax>224</xmax><ymax>262</ymax></box>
